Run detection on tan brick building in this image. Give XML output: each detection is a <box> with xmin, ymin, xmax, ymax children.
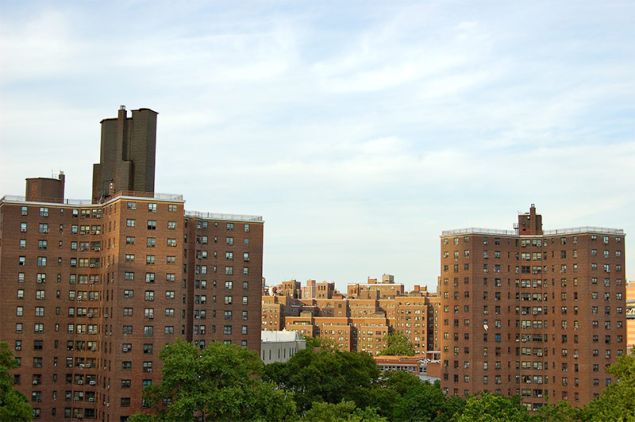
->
<box><xmin>0</xmin><ymin>107</ymin><xmax>264</xmax><ymax>421</ymax></box>
<box><xmin>439</xmin><ymin>205</ymin><xmax>626</xmax><ymax>409</ymax></box>
<box><xmin>266</xmin><ymin>277</ymin><xmax>438</xmax><ymax>355</ymax></box>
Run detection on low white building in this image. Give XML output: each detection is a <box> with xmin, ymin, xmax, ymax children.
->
<box><xmin>260</xmin><ymin>330</ymin><xmax>306</xmax><ymax>364</ymax></box>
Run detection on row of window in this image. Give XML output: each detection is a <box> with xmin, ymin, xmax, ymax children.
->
<box><xmin>196</xmin><ymin>235</ymin><xmax>249</xmax><ymax>245</ymax></box>
<box><xmin>126</xmin><ymin>201</ymin><xmax>177</xmax><ymax>213</ymax></box>
<box><xmin>444</xmin><ymin>235</ymin><xmax>621</xmax><ymax>246</ymax></box>
<box><xmin>194</xmin><ymin>220</ymin><xmax>251</xmax><ymax>232</ymax></box>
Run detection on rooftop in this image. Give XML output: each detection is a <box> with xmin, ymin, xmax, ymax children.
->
<box><xmin>442</xmin><ymin>226</ymin><xmax>624</xmax><ymax>237</ymax></box>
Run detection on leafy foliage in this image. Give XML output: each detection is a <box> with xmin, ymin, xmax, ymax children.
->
<box><xmin>265</xmin><ymin>348</ymin><xmax>380</xmax><ymax>412</ymax></box>
<box><xmin>379</xmin><ymin>332</ymin><xmax>415</xmax><ymax>356</ymax></box>
<box><xmin>581</xmin><ymin>350</ymin><xmax>635</xmax><ymax>421</ymax></box>
<box><xmin>455</xmin><ymin>393</ymin><xmax>533</xmax><ymax>422</ymax></box>
<box><xmin>0</xmin><ymin>341</ymin><xmax>31</xmax><ymax>422</ymax></box>
<box><xmin>300</xmin><ymin>401</ymin><xmax>387</xmax><ymax>422</ymax></box>
<box><xmin>129</xmin><ymin>340</ymin><xmax>296</xmax><ymax>421</ymax></box>
<box><xmin>128</xmin><ymin>339</ymin><xmax>635</xmax><ymax>422</ymax></box>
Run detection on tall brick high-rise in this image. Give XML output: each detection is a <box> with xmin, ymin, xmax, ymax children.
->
<box><xmin>439</xmin><ymin>205</ymin><xmax>626</xmax><ymax>409</ymax></box>
<box><xmin>0</xmin><ymin>107</ymin><xmax>263</xmax><ymax>421</ymax></box>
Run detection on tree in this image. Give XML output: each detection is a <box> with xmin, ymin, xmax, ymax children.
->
<box><xmin>582</xmin><ymin>350</ymin><xmax>635</xmax><ymax>421</ymax></box>
<box><xmin>392</xmin><ymin>378</ymin><xmax>451</xmax><ymax>422</ymax></box>
<box><xmin>379</xmin><ymin>332</ymin><xmax>415</xmax><ymax>356</ymax></box>
<box><xmin>264</xmin><ymin>348</ymin><xmax>380</xmax><ymax>412</ymax></box>
<box><xmin>0</xmin><ymin>341</ymin><xmax>31</xmax><ymax>421</ymax></box>
<box><xmin>129</xmin><ymin>340</ymin><xmax>296</xmax><ymax>421</ymax></box>
<box><xmin>455</xmin><ymin>393</ymin><xmax>536</xmax><ymax>422</ymax></box>
<box><xmin>535</xmin><ymin>401</ymin><xmax>579</xmax><ymax>422</ymax></box>
<box><xmin>301</xmin><ymin>401</ymin><xmax>386</xmax><ymax>422</ymax></box>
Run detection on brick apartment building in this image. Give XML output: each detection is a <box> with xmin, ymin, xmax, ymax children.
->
<box><xmin>626</xmin><ymin>281</ymin><xmax>635</xmax><ymax>352</ymax></box>
<box><xmin>263</xmin><ymin>276</ymin><xmax>438</xmax><ymax>355</ymax></box>
<box><xmin>0</xmin><ymin>107</ymin><xmax>263</xmax><ymax>421</ymax></box>
<box><xmin>439</xmin><ymin>205</ymin><xmax>626</xmax><ymax>409</ymax></box>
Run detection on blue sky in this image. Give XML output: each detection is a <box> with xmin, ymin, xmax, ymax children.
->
<box><xmin>1</xmin><ymin>1</ymin><xmax>634</xmax><ymax>290</ymax></box>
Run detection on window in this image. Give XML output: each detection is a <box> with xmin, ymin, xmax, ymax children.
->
<box><xmin>243</xmin><ymin>252</ymin><xmax>249</xmax><ymax>261</ymax></box>
<box><xmin>123</xmin><ymin>307</ymin><xmax>133</xmax><ymax>316</ymax></box>
<box><xmin>244</xmin><ymin>224</ymin><xmax>250</xmax><ymax>232</ymax></box>
<box><xmin>38</xmin><ymin>240</ymin><xmax>47</xmax><ymax>249</ymax></box>
<box><xmin>127</xmin><ymin>202</ymin><xmax>137</xmax><ymax>210</ymax></box>
<box><xmin>21</xmin><ymin>206</ymin><xmax>28</xmax><ymax>216</ymax></box>
<box><xmin>164</xmin><ymin>326</ymin><xmax>174</xmax><ymax>334</ymax></box>
<box><xmin>18</xmin><ymin>256</ymin><xmax>26</xmax><ymax>266</ymax></box>
<box><xmin>125</xmin><ymin>254</ymin><xmax>135</xmax><ymax>262</ymax></box>
<box><xmin>225</xmin><ymin>251</ymin><xmax>234</xmax><ymax>260</ymax></box>
<box><xmin>144</xmin><ymin>326</ymin><xmax>153</xmax><ymax>336</ymax></box>
<box><xmin>166</xmin><ymin>273</ymin><xmax>176</xmax><ymax>282</ymax></box>
<box><xmin>242</xmin><ymin>296</ymin><xmax>248</xmax><ymax>305</ymax></box>
<box><xmin>146</xmin><ymin>255</ymin><xmax>155</xmax><ymax>265</ymax></box>
<box><xmin>125</xmin><ymin>272</ymin><xmax>135</xmax><ymax>280</ymax></box>
<box><xmin>20</xmin><ymin>222</ymin><xmax>27</xmax><ymax>232</ymax></box>
<box><xmin>143</xmin><ymin>361</ymin><xmax>153</xmax><ymax>373</ymax></box>
<box><xmin>16</xmin><ymin>306</ymin><xmax>24</xmax><ymax>316</ymax></box>
<box><xmin>35</xmin><ymin>307</ymin><xmax>44</xmax><ymax>317</ymax></box>
<box><xmin>121</xmin><ymin>379</ymin><xmax>132</xmax><ymax>388</ymax></box>
<box><xmin>126</xmin><ymin>236</ymin><xmax>135</xmax><ymax>245</ymax></box>
<box><xmin>165</xmin><ymin>308</ymin><xmax>175</xmax><ymax>317</ymax></box>
<box><xmin>34</xmin><ymin>323</ymin><xmax>44</xmax><ymax>333</ymax></box>
<box><xmin>37</xmin><ymin>257</ymin><xmax>47</xmax><ymax>267</ymax></box>
<box><xmin>167</xmin><ymin>238</ymin><xmax>177</xmax><ymax>247</ymax></box>
<box><xmin>167</xmin><ymin>221</ymin><xmax>177</xmax><ymax>230</ymax></box>
<box><xmin>122</xmin><ymin>326</ymin><xmax>133</xmax><ymax>335</ymax></box>
<box><xmin>143</xmin><ymin>344</ymin><xmax>153</xmax><ymax>354</ymax></box>
<box><xmin>147</xmin><ymin>220</ymin><xmax>157</xmax><ymax>230</ymax></box>
<box><xmin>126</xmin><ymin>219</ymin><xmax>136</xmax><ymax>227</ymax></box>
<box><xmin>148</xmin><ymin>203</ymin><xmax>157</xmax><ymax>212</ymax></box>
<box><xmin>226</xmin><ymin>237</ymin><xmax>234</xmax><ymax>245</ymax></box>
<box><xmin>123</xmin><ymin>289</ymin><xmax>134</xmax><ymax>298</ymax></box>
<box><xmin>145</xmin><ymin>291</ymin><xmax>155</xmax><ymax>301</ymax></box>
<box><xmin>146</xmin><ymin>237</ymin><xmax>156</xmax><ymax>247</ymax></box>
<box><xmin>168</xmin><ymin>204</ymin><xmax>177</xmax><ymax>212</ymax></box>
<box><xmin>165</xmin><ymin>291</ymin><xmax>175</xmax><ymax>299</ymax></box>
<box><xmin>224</xmin><ymin>296</ymin><xmax>233</xmax><ymax>305</ymax></box>
<box><xmin>225</xmin><ymin>281</ymin><xmax>233</xmax><ymax>289</ymax></box>
<box><xmin>145</xmin><ymin>273</ymin><xmax>155</xmax><ymax>283</ymax></box>
<box><xmin>39</xmin><ymin>223</ymin><xmax>48</xmax><ymax>233</ymax></box>
<box><xmin>122</xmin><ymin>361</ymin><xmax>132</xmax><ymax>370</ymax></box>
<box><xmin>17</xmin><ymin>289</ymin><xmax>25</xmax><ymax>299</ymax></box>
<box><xmin>19</xmin><ymin>239</ymin><xmax>26</xmax><ymax>249</ymax></box>
<box><xmin>225</xmin><ymin>266</ymin><xmax>233</xmax><ymax>275</ymax></box>
<box><xmin>224</xmin><ymin>325</ymin><xmax>232</xmax><ymax>335</ymax></box>
<box><xmin>166</xmin><ymin>256</ymin><xmax>176</xmax><ymax>264</ymax></box>
<box><xmin>241</xmin><ymin>325</ymin><xmax>248</xmax><ymax>335</ymax></box>
<box><xmin>224</xmin><ymin>310</ymin><xmax>232</xmax><ymax>320</ymax></box>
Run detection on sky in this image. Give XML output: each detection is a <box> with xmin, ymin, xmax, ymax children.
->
<box><xmin>1</xmin><ymin>1</ymin><xmax>634</xmax><ymax>291</ymax></box>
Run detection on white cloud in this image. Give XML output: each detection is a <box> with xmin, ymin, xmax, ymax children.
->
<box><xmin>1</xmin><ymin>1</ymin><xmax>635</xmax><ymax>289</ymax></box>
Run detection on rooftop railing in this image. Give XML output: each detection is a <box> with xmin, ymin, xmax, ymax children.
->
<box><xmin>185</xmin><ymin>210</ymin><xmax>263</xmax><ymax>222</ymax></box>
<box><xmin>442</xmin><ymin>226</ymin><xmax>624</xmax><ymax>237</ymax></box>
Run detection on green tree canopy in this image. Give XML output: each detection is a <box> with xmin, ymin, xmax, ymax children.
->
<box><xmin>379</xmin><ymin>331</ymin><xmax>415</xmax><ymax>356</ymax></box>
<box><xmin>300</xmin><ymin>401</ymin><xmax>386</xmax><ymax>422</ymax></box>
<box><xmin>264</xmin><ymin>348</ymin><xmax>380</xmax><ymax>412</ymax></box>
<box><xmin>129</xmin><ymin>340</ymin><xmax>296</xmax><ymax>421</ymax></box>
<box><xmin>582</xmin><ymin>350</ymin><xmax>635</xmax><ymax>421</ymax></box>
<box><xmin>455</xmin><ymin>393</ymin><xmax>534</xmax><ymax>422</ymax></box>
<box><xmin>0</xmin><ymin>341</ymin><xmax>31</xmax><ymax>421</ymax></box>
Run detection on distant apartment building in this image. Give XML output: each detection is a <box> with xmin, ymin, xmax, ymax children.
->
<box><xmin>263</xmin><ymin>276</ymin><xmax>438</xmax><ymax>355</ymax></box>
<box><xmin>0</xmin><ymin>107</ymin><xmax>264</xmax><ymax>421</ymax></box>
<box><xmin>439</xmin><ymin>205</ymin><xmax>626</xmax><ymax>409</ymax></box>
